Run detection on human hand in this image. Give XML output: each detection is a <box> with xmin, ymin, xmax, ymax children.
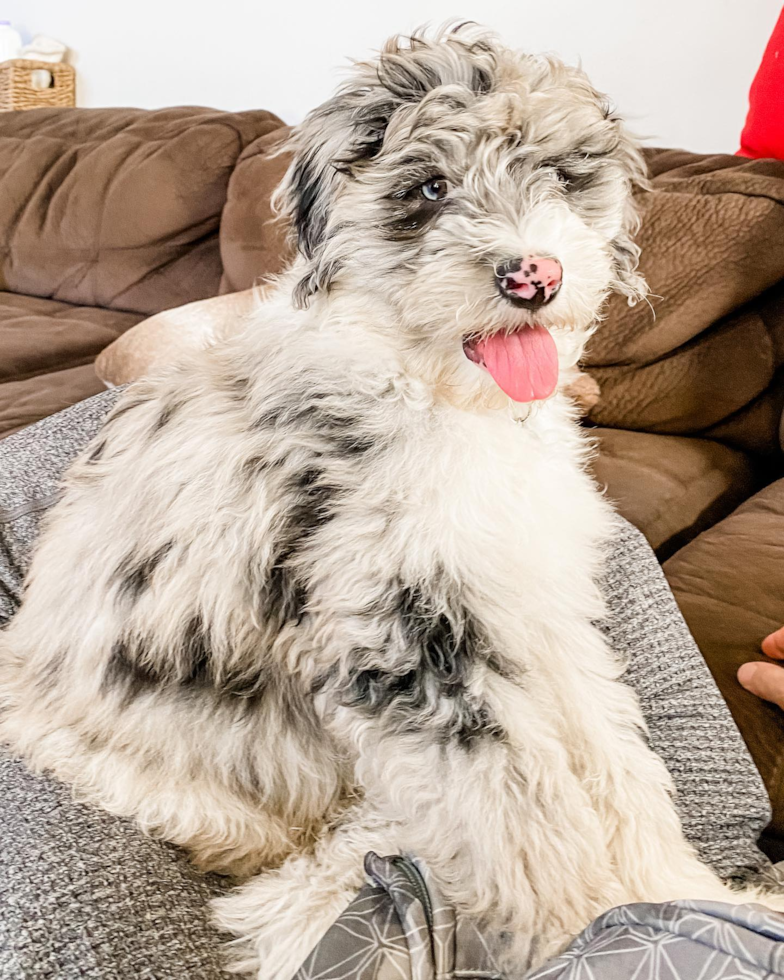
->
<box><xmin>737</xmin><ymin>626</ymin><xmax>784</xmax><ymax>709</ymax></box>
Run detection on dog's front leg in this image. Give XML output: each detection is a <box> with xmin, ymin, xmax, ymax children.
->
<box><xmin>212</xmin><ymin>798</ymin><xmax>402</xmax><ymax>980</ymax></box>
<box><xmin>554</xmin><ymin>642</ymin><xmax>746</xmax><ymax>904</ymax></box>
<box><xmin>338</xmin><ymin>696</ymin><xmax>628</xmax><ymax>972</ymax></box>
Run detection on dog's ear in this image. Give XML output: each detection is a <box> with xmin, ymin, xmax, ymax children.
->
<box><xmin>274</xmin><ymin>87</ymin><xmax>403</xmax><ymax>308</ymax></box>
<box><xmin>608</xmin><ymin>131</ymin><xmax>649</xmax><ymax>306</ymax></box>
<box><xmin>276</xmin><ymin>26</ymin><xmax>498</xmax><ymax>308</ymax></box>
<box><xmin>610</xmin><ymin>228</ymin><xmax>647</xmax><ymax>305</ymax></box>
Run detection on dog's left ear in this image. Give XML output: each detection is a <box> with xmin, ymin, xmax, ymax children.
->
<box><xmin>276</xmin><ymin>27</ymin><xmax>498</xmax><ymax>308</ymax></box>
<box><xmin>275</xmin><ymin>87</ymin><xmax>402</xmax><ymax>308</ymax></box>
<box><xmin>609</xmin><ymin>132</ymin><xmax>649</xmax><ymax>305</ymax></box>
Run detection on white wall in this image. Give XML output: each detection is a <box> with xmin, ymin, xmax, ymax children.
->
<box><xmin>7</xmin><ymin>1</ymin><xmax>781</xmax><ymax>153</ymax></box>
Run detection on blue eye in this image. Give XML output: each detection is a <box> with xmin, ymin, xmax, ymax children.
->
<box><xmin>420</xmin><ymin>177</ymin><xmax>449</xmax><ymax>201</ymax></box>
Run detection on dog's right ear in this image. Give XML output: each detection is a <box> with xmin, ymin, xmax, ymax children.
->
<box><xmin>607</xmin><ymin>123</ymin><xmax>650</xmax><ymax>306</ymax></box>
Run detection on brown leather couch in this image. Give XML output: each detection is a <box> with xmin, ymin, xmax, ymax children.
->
<box><xmin>3</xmin><ymin>108</ymin><xmax>784</xmax><ymax>857</ymax></box>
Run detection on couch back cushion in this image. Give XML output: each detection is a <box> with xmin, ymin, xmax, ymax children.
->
<box><xmin>0</xmin><ymin>106</ymin><xmax>284</xmax><ymax>315</ymax></box>
<box><xmin>585</xmin><ymin>149</ymin><xmax>784</xmax><ymax>456</ymax></box>
<box><xmin>219</xmin><ymin>126</ymin><xmax>294</xmax><ymax>294</ymax></box>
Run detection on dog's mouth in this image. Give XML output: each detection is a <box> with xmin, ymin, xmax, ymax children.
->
<box><xmin>462</xmin><ymin>325</ymin><xmax>559</xmax><ymax>403</ymax></box>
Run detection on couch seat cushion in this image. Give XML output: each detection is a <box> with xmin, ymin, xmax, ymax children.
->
<box><xmin>590</xmin><ymin>427</ymin><xmax>758</xmax><ymax>559</ymax></box>
<box><xmin>0</xmin><ymin>291</ymin><xmax>143</xmax><ymax>439</ymax></box>
<box><xmin>663</xmin><ymin>478</ymin><xmax>784</xmax><ymax>854</ymax></box>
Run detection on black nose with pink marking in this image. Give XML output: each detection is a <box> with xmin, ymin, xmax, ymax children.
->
<box><xmin>495</xmin><ymin>256</ymin><xmax>563</xmax><ymax>309</ymax></box>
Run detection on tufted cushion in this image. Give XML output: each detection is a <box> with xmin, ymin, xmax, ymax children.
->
<box><xmin>219</xmin><ymin>126</ymin><xmax>294</xmax><ymax>294</ymax></box>
<box><xmin>585</xmin><ymin>150</ymin><xmax>784</xmax><ymax>456</ymax></box>
<box><xmin>0</xmin><ymin>291</ymin><xmax>144</xmax><ymax>438</ymax></box>
<box><xmin>591</xmin><ymin>427</ymin><xmax>758</xmax><ymax>559</ymax></box>
<box><xmin>0</xmin><ymin>106</ymin><xmax>284</xmax><ymax>316</ymax></box>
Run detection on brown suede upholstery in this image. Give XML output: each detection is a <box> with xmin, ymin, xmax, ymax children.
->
<box><xmin>664</xmin><ymin>480</ymin><xmax>784</xmax><ymax>856</ymax></box>
<box><xmin>219</xmin><ymin>127</ymin><xmax>294</xmax><ymax>294</ymax></box>
<box><xmin>0</xmin><ymin>106</ymin><xmax>284</xmax><ymax>438</ymax></box>
<box><xmin>0</xmin><ymin>106</ymin><xmax>283</xmax><ymax>314</ymax></box>
<box><xmin>589</xmin><ymin>428</ymin><xmax>760</xmax><ymax>560</ymax></box>
<box><xmin>585</xmin><ymin>151</ymin><xmax>784</xmax><ymax>456</ymax></box>
<box><xmin>4</xmin><ymin>112</ymin><xmax>784</xmax><ymax>853</ymax></box>
<box><xmin>0</xmin><ymin>292</ymin><xmax>144</xmax><ymax>436</ymax></box>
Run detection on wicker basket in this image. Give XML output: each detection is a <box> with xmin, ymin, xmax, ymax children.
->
<box><xmin>0</xmin><ymin>59</ymin><xmax>75</xmax><ymax>111</ymax></box>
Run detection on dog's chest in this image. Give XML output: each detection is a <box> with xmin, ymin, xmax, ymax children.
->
<box><xmin>313</xmin><ymin>405</ymin><xmax>610</xmax><ymax>737</ymax></box>
<box><xmin>306</xmin><ymin>402</ymin><xmax>609</xmax><ymax>673</ymax></box>
<box><xmin>382</xmin><ymin>408</ymin><xmax>603</xmax><ymax>593</ymax></box>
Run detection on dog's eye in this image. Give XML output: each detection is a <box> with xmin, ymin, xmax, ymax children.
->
<box><xmin>420</xmin><ymin>177</ymin><xmax>449</xmax><ymax>202</ymax></box>
<box><xmin>551</xmin><ymin>164</ymin><xmax>595</xmax><ymax>193</ymax></box>
<box><xmin>554</xmin><ymin>167</ymin><xmax>576</xmax><ymax>187</ymax></box>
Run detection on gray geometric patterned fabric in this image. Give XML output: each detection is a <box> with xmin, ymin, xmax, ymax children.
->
<box><xmin>295</xmin><ymin>854</ymin><xmax>784</xmax><ymax>980</ymax></box>
<box><xmin>293</xmin><ymin>853</ymin><xmax>505</xmax><ymax>980</ymax></box>
<box><xmin>527</xmin><ymin>900</ymin><xmax>784</xmax><ymax>980</ymax></box>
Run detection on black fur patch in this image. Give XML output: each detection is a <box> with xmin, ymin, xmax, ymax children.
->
<box><xmin>178</xmin><ymin>616</ymin><xmax>268</xmax><ymax>703</ymax></box>
<box><xmin>263</xmin><ymin>562</ymin><xmax>309</xmax><ymax>629</ymax></box>
<box><xmin>541</xmin><ymin>156</ymin><xmax>603</xmax><ymax>195</ymax></box>
<box><xmin>249</xmin><ymin>397</ymin><xmax>375</xmax><ymax>627</ymax></box>
<box><xmin>251</xmin><ymin>406</ymin><xmax>284</xmax><ymax>430</ymax></box>
<box><xmin>260</xmin><ymin>467</ymin><xmax>340</xmax><ymax>629</ymax></box>
<box><xmin>555</xmin><ymin>168</ymin><xmax>596</xmax><ymax>194</ymax></box>
<box><xmin>241</xmin><ymin>453</ymin><xmax>270</xmax><ymax>480</ymax></box>
<box><xmin>152</xmin><ymin>400</ymin><xmax>182</xmax><ymax>433</ymax></box>
<box><xmin>334</xmin><ymin>434</ymin><xmax>376</xmax><ymax>456</ymax></box>
<box><xmin>177</xmin><ymin>616</ymin><xmax>213</xmax><ymax>687</ymax></box>
<box><xmin>339</xmin><ymin>585</ymin><xmax>506</xmax><ymax>747</ymax></box>
<box><xmin>310</xmin><ymin>408</ymin><xmax>375</xmax><ymax>456</ymax></box>
<box><xmin>486</xmin><ymin>651</ymin><xmax>524</xmax><ymax>684</ymax></box>
<box><xmin>101</xmin><ymin>641</ymin><xmax>161</xmax><ymax>701</ymax></box>
<box><xmin>471</xmin><ymin>65</ymin><xmax>493</xmax><ymax>94</ymax></box>
<box><xmin>383</xmin><ymin>195</ymin><xmax>445</xmax><ymax>240</ymax></box>
<box><xmin>101</xmin><ymin>617</ymin><xmax>267</xmax><ymax>706</ymax></box>
<box><xmin>291</xmin><ymin>149</ymin><xmax>328</xmax><ymax>259</ymax></box>
<box><xmin>253</xmin><ymin>400</ymin><xmax>376</xmax><ymax>458</ymax></box>
<box><xmin>114</xmin><ymin>542</ymin><xmax>173</xmax><ymax>603</ymax></box>
<box><xmin>378</xmin><ymin>59</ymin><xmax>442</xmax><ymax>101</ymax></box>
<box><xmin>334</xmin><ymin>98</ymin><xmax>400</xmax><ymax>172</ymax></box>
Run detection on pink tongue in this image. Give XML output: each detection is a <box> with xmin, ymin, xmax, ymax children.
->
<box><xmin>473</xmin><ymin>326</ymin><xmax>559</xmax><ymax>403</ymax></box>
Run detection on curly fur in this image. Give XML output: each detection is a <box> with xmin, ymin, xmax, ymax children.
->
<box><xmin>0</xmin><ymin>24</ymin><xmax>779</xmax><ymax>980</ymax></box>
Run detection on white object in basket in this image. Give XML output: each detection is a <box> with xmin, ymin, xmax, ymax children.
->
<box><xmin>0</xmin><ymin>22</ymin><xmax>21</xmax><ymax>63</ymax></box>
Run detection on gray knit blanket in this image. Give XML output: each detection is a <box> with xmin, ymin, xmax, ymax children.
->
<box><xmin>0</xmin><ymin>388</ymin><xmax>773</xmax><ymax>979</ymax></box>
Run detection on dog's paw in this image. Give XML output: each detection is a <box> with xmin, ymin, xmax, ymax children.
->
<box><xmin>212</xmin><ymin>867</ymin><xmax>359</xmax><ymax>980</ymax></box>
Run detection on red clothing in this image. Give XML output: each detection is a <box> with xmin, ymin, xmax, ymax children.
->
<box><xmin>739</xmin><ymin>7</ymin><xmax>784</xmax><ymax>159</ymax></box>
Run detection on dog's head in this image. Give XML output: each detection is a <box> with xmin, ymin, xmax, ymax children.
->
<box><xmin>278</xmin><ymin>25</ymin><xmax>647</xmax><ymax>409</ymax></box>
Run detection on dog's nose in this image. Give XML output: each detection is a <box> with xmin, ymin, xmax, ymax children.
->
<box><xmin>495</xmin><ymin>256</ymin><xmax>563</xmax><ymax>308</ymax></box>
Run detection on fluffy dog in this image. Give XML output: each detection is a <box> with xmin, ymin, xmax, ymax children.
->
<box><xmin>0</xmin><ymin>24</ymin><xmax>779</xmax><ymax>980</ymax></box>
